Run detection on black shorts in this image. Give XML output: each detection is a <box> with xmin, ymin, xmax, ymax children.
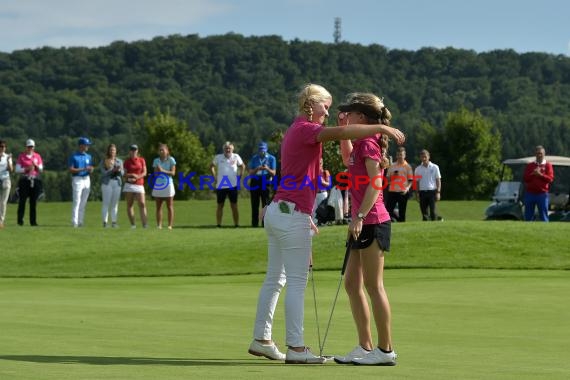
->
<box><xmin>350</xmin><ymin>222</ymin><xmax>391</xmax><ymax>252</ymax></box>
<box><xmin>216</xmin><ymin>187</ymin><xmax>238</xmax><ymax>204</ymax></box>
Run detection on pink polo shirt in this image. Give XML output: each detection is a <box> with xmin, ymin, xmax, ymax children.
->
<box><xmin>273</xmin><ymin>116</ymin><xmax>324</xmax><ymax>214</ymax></box>
<box><xmin>17</xmin><ymin>152</ymin><xmax>43</xmax><ymax>178</ymax></box>
<box><xmin>348</xmin><ymin>136</ymin><xmax>390</xmax><ymax>225</ymax></box>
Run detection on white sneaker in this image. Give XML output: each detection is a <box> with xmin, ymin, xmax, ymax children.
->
<box><xmin>285</xmin><ymin>347</ymin><xmax>325</xmax><ymax>364</ymax></box>
<box><xmin>248</xmin><ymin>340</ymin><xmax>286</xmax><ymax>361</ymax></box>
<box><xmin>334</xmin><ymin>345</ymin><xmax>371</xmax><ymax>364</ymax></box>
<box><xmin>351</xmin><ymin>347</ymin><xmax>397</xmax><ymax>366</ymax></box>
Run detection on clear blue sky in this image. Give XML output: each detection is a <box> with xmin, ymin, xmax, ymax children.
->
<box><xmin>1</xmin><ymin>0</ymin><xmax>569</xmax><ymax>55</ymax></box>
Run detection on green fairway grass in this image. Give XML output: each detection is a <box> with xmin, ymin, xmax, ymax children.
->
<box><xmin>1</xmin><ymin>200</ymin><xmax>568</xmax><ymax>277</ymax></box>
<box><xmin>1</xmin><ymin>200</ymin><xmax>569</xmax><ymax>379</ymax></box>
<box><xmin>1</xmin><ymin>270</ymin><xmax>569</xmax><ymax>380</ymax></box>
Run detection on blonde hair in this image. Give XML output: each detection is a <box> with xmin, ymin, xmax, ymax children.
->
<box><xmin>297</xmin><ymin>83</ymin><xmax>332</xmax><ymax>122</ymax></box>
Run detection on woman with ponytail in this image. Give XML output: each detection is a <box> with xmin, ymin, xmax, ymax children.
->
<box><xmin>334</xmin><ymin>93</ymin><xmax>398</xmax><ymax>366</ymax></box>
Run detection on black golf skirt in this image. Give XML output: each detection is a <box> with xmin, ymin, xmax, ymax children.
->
<box><xmin>350</xmin><ymin>222</ymin><xmax>391</xmax><ymax>252</ymax></box>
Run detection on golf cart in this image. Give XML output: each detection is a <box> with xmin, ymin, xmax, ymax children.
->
<box><xmin>485</xmin><ymin>155</ymin><xmax>570</xmax><ymax>221</ymax></box>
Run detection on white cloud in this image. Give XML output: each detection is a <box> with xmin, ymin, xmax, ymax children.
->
<box><xmin>0</xmin><ymin>0</ymin><xmax>233</xmax><ymax>51</ymax></box>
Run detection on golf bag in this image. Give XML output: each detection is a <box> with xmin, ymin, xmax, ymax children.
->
<box><xmin>315</xmin><ymin>198</ymin><xmax>336</xmax><ymax>225</ymax></box>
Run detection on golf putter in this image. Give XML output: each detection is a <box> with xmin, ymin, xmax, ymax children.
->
<box><xmin>309</xmin><ymin>253</ymin><xmax>322</xmax><ymax>356</ymax></box>
<box><xmin>320</xmin><ymin>236</ymin><xmax>352</xmax><ymax>357</ymax></box>
<box><xmin>310</xmin><ymin>251</ymin><xmax>336</xmax><ymax>362</ymax></box>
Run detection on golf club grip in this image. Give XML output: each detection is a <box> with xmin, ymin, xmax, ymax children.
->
<box><xmin>341</xmin><ymin>238</ymin><xmax>352</xmax><ymax>275</ymax></box>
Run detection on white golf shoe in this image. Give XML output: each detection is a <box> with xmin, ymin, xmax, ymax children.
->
<box><xmin>248</xmin><ymin>340</ymin><xmax>286</xmax><ymax>361</ymax></box>
<box><xmin>351</xmin><ymin>347</ymin><xmax>397</xmax><ymax>366</ymax></box>
<box><xmin>285</xmin><ymin>347</ymin><xmax>326</xmax><ymax>364</ymax></box>
<box><xmin>333</xmin><ymin>345</ymin><xmax>371</xmax><ymax>364</ymax></box>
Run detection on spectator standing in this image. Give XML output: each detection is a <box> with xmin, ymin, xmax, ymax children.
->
<box><xmin>523</xmin><ymin>145</ymin><xmax>554</xmax><ymax>222</ymax></box>
<box><xmin>16</xmin><ymin>139</ymin><xmax>43</xmax><ymax>226</ymax></box>
<box><xmin>123</xmin><ymin>144</ymin><xmax>148</xmax><ymax>228</ymax></box>
<box><xmin>385</xmin><ymin>147</ymin><xmax>414</xmax><ymax>222</ymax></box>
<box><xmin>0</xmin><ymin>140</ymin><xmax>13</xmax><ymax>228</ymax></box>
<box><xmin>152</xmin><ymin>143</ymin><xmax>176</xmax><ymax>229</ymax></box>
<box><xmin>100</xmin><ymin>144</ymin><xmax>124</xmax><ymax>228</ymax></box>
<box><xmin>211</xmin><ymin>141</ymin><xmax>245</xmax><ymax>228</ymax></box>
<box><xmin>414</xmin><ymin>149</ymin><xmax>442</xmax><ymax>221</ymax></box>
<box><xmin>248</xmin><ymin>141</ymin><xmax>276</xmax><ymax>227</ymax></box>
<box><xmin>69</xmin><ymin>137</ymin><xmax>94</xmax><ymax>227</ymax></box>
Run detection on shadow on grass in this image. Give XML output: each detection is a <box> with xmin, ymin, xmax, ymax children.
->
<box><xmin>0</xmin><ymin>355</ymin><xmax>278</xmax><ymax>366</ymax></box>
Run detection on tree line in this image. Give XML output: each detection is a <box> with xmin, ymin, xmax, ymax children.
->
<box><xmin>0</xmin><ymin>33</ymin><xmax>568</xmax><ymax>200</ymax></box>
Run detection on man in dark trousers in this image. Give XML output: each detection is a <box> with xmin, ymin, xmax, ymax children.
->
<box><xmin>247</xmin><ymin>142</ymin><xmax>276</xmax><ymax>227</ymax></box>
<box><xmin>414</xmin><ymin>149</ymin><xmax>442</xmax><ymax>221</ymax></box>
<box><xmin>15</xmin><ymin>139</ymin><xmax>44</xmax><ymax>226</ymax></box>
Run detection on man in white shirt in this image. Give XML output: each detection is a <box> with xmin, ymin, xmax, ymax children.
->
<box><xmin>210</xmin><ymin>141</ymin><xmax>245</xmax><ymax>227</ymax></box>
<box><xmin>414</xmin><ymin>149</ymin><xmax>442</xmax><ymax>221</ymax></box>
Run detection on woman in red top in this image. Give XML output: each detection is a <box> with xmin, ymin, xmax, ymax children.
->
<box><xmin>123</xmin><ymin>144</ymin><xmax>148</xmax><ymax>228</ymax></box>
<box><xmin>335</xmin><ymin>93</ymin><xmax>397</xmax><ymax>366</ymax></box>
<box><xmin>523</xmin><ymin>145</ymin><xmax>555</xmax><ymax>221</ymax></box>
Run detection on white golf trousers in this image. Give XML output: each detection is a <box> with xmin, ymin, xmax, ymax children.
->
<box><xmin>0</xmin><ymin>179</ymin><xmax>11</xmax><ymax>224</ymax></box>
<box><xmin>71</xmin><ymin>176</ymin><xmax>91</xmax><ymax>226</ymax></box>
<box><xmin>253</xmin><ymin>201</ymin><xmax>312</xmax><ymax>347</ymax></box>
<box><xmin>101</xmin><ymin>180</ymin><xmax>121</xmax><ymax>223</ymax></box>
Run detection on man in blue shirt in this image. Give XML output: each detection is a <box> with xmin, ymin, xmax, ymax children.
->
<box><xmin>248</xmin><ymin>142</ymin><xmax>276</xmax><ymax>227</ymax></box>
<box><xmin>68</xmin><ymin>137</ymin><xmax>94</xmax><ymax>227</ymax></box>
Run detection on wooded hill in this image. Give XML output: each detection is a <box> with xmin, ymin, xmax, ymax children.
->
<box><xmin>1</xmin><ymin>32</ymin><xmax>569</xmax><ymax>172</ymax></box>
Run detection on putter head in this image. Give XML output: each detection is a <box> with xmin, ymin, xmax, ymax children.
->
<box><xmin>321</xmin><ymin>355</ymin><xmax>335</xmax><ymax>362</ymax></box>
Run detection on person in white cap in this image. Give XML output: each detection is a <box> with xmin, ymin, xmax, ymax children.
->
<box><xmin>15</xmin><ymin>139</ymin><xmax>44</xmax><ymax>226</ymax></box>
<box><xmin>210</xmin><ymin>141</ymin><xmax>245</xmax><ymax>227</ymax></box>
<box><xmin>69</xmin><ymin>137</ymin><xmax>94</xmax><ymax>227</ymax></box>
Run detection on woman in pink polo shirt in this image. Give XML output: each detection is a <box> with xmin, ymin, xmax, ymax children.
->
<box><xmin>248</xmin><ymin>84</ymin><xmax>405</xmax><ymax>364</ymax></box>
<box><xmin>334</xmin><ymin>93</ymin><xmax>397</xmax><ymax>366</ymax></box>
<box><xmin>15</xmin><ymin>139</ymin><xmax>43</xmax><ymax>226</ymax></box>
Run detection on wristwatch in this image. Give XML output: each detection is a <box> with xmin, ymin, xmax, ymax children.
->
<box><xmin>357</xmin><ymin>212</ymin><xmax>366</xmax><ymax>221</ymax></box>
